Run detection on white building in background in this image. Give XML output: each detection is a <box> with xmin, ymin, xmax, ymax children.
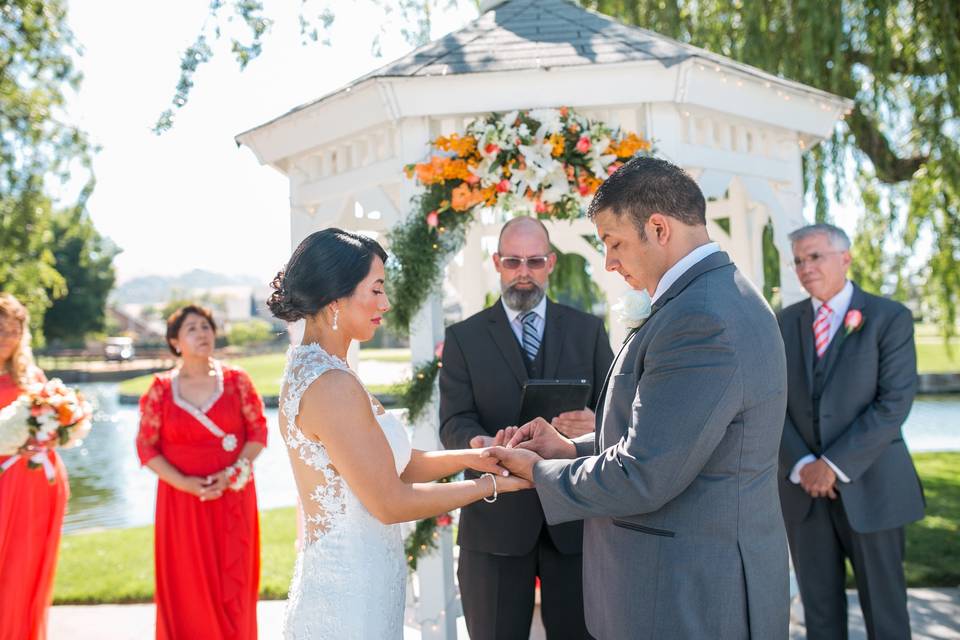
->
<box><xmin>237</xmin><ymin>0</ymin><xmax>851</xmax><ymax>636</ymax></box>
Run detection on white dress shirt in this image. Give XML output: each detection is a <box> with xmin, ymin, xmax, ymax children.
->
<box><xmin>789</xmin><ymin>280</ymin><xmax>855</xmax><ymax>485</ymax></box>
<box><xmin>502</xmin><ymin>295</ymin><xmax>547</xmax><ymax>346</ymax></box>
<box><xmin>651</xmin><ymin>242</ymin><xmax>721</xmax><ymax>304</ymax></box>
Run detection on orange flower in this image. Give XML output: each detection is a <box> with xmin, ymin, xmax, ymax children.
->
<box><xmin>548</xmin><ymin>133</ymin><xmax>565</xmax><ymax>157</ymax></box>
<box><xmin>559</xmin><ymin>106</ymin><xmax>569</xmax><ymax>117</ymax></box>
<box><xmin>58</xmin><ymin>403</ymin><xmax>75</xmax><ymax>426</ymax></box>
<box><xmin>451</xmin><ymin>184</ymin><xmax>485</xmax><ymax>211</ymax></box>
<box><xmin>607</xmin><ymin>133</ymin><xmax>651</xmax><ymax>159</ymax></box>
<box><xmin>435</xmin><ymin>133</ymin><xmax>477</xmax><ymax>157</ymax></box>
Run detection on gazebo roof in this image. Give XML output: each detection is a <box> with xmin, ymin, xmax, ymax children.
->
<box><xmin>239</xmin><ymin>0</ymin><xmax>845</xmax><ymax>140</ymax></box>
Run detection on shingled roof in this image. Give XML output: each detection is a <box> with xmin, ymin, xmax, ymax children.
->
<box><xmin>357</xmin><ymin>0</ymin><xmax>695</xmax><ymax>79</ymax></box>
<box><xmin>240</xmin><ymin>0</ymin><xmax>841</xmax><ymax>137</ymax></box>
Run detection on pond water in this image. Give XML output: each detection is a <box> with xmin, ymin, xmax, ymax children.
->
<box><xmin>58</xmin><ymin>383</ymin><xmax>960</xmax><ymax>533</ymax></box>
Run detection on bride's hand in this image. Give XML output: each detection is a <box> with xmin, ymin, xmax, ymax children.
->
<box><xmin>461</xmin><ymin>448</ymin><xmax>511</xmax><ymax>477</ymax></box>
<box><xmin>489</xmin><ymin>472</ymin><xmax>534</xmax><ymax>494</ymax></box>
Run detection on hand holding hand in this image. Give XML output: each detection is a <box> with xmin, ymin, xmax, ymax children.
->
<box><xmin>176</xmin><ymin>474</ymin><xmax>224</xmax><ymax>501</ymax></box>
<box><xmin>505</xmin><ymin>417</ymin><xmax>576</xmax><ymax>460</ymax></box>
<box><xmin>482</xmin><ymin>446</ymin><xmax>543</xmax><ymax>482</ymax></box>
<box><xmin>463</xmin><ymin>448</ymin><xmax>511</xmax><ymax>477</ymax></box>
<box><xmin>551</xmin><ymin>408</ymin><xmax>596</xmax><ymax>438</ymax></box>
<box><xmin>799</xmin><ymin>459</ymin><xmax>838</xmax><ymax>499</ymax></box>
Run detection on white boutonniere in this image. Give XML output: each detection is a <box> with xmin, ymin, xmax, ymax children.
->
<box><xmin>613</xmin><ymin>289</ymin><xmax>653</xmax><ymax>329</ymax></box>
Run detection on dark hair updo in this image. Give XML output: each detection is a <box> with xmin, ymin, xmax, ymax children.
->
<box><xmin>267</xmin><ymin>228</ymin><xmax>389</xmax><ymax>322</ymax></box>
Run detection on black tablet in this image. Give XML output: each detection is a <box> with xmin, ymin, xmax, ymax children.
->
<box><xmin>518</xmin><ymin>379</ymin><xmax>591</xmax><ymax>426</ymax></box>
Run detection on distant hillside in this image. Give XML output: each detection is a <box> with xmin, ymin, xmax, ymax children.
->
<box><xmin>112</xmin><ymin>269</ymin><xmax>264</xmax><ymax>304</ymax></box>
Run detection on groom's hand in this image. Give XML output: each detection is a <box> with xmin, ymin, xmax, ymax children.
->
<box><xmin>469</xmin><ymin>427</ymin><xmax>518</xmax><ymax>449</ymax></box>
<box><xmin>482</xmin><ymin>446</ymin><xmax>542</xmax><ymax>482</ymax></box>
<box><xmin>506</xmin><ymin>417</ymin><xmax>577</xmax><ymax>460</ymax></box>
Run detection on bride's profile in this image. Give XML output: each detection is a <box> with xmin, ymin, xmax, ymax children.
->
<box><xmin>269</xmin><ymin>228</ymin><xmax>531</xmax><ymax>639</ymax></box>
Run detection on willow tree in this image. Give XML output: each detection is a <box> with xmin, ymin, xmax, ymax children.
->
<box><xmin>585</xmin><ymin>0</ymin><xmax>959</xmax><ymax>333</ymax></box>
<box><xmin>0</xmin><ymin>1</ymin><xmax>83</xmax><ymax>340</ymax></box>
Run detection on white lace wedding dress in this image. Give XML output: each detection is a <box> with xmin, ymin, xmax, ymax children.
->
<box><xmin>280</xmin><ymin>344</ymin><xmax>412</xmax><ymax>639</ymax></box>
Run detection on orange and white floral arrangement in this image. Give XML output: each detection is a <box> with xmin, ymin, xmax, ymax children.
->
<box><xmin>0</xmin><ymin>378</ymin><xmax>93</xmax><ymax>481</ymax></box>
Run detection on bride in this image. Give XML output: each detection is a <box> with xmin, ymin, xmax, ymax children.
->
<box><xmin>269</xmin><ymin>228</ymin><xmax>531</xmax><ymax>639</ymax></box>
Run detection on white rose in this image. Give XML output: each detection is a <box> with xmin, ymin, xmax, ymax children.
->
<box><xmin>0</xmin><ymin>397</ymin><xmax>31</xmax><ymax>455</ymax></box>
<box><xmin>613</xmin><ymin>289</ymin><xmax>653</xmax><ymax>328</ymax></box>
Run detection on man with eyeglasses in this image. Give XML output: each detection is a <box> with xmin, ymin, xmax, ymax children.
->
<box><xmin>439</xmin><ymin>216</ymin><xmax>613</xmax><ymax>639</ymax></box>
<box><xmin>778</xmin><ymin>223</ymin><xmax>924</xmax><ymax>639</ymax></box>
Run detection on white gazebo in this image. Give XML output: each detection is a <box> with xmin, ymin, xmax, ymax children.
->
<box><xmin>237</xmin><ymin>0</ymin><xmax>851</xmax><ymax>636</ymax></box>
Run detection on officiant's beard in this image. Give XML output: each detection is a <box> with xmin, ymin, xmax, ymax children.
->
<box><xmin>502</xmin><ymin>279</ymin><xmax>545</xmax><ymax>313</ymax></box>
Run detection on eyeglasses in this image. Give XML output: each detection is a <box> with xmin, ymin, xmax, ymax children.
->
<box><xmin>498</xmin><ymin>255</ymin><xmax>550</xmax><ymax>270</ymax></box>
<box><xmin>793</xmin><ymin>251</ymin><xmax>843</xmax><ymax>270</ymax></box>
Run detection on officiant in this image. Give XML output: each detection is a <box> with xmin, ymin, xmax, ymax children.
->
<box><xmin>439</xmin><ymin>216</ymin><xmax>613</xmax><ymax>640</ymax></box>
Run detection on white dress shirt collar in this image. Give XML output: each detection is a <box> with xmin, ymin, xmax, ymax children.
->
<box><xmin>502</xmin><ymin>294</ymin><xmax>547</xmax><ymax>324</ymax></box>
<box><xmin>811</xmin><ymin>280</ymin><xmax>854</xmax><ymax>317</ymax></box>
<box><xmin>651</xmin><ymin>242</ymin><xmax>722</xmax><ymax>304</ymax></box>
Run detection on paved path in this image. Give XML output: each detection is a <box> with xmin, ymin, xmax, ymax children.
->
<box><xmin>51</xmin><ymin>589</ymin><xmax>959</xmax><ymax>639</ymax></box>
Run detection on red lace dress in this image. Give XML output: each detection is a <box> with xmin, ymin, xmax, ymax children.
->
<box><xmin>0</xmin><ymin>371</ymin><xmax>69</xmax><ymax>640</ymax></box>
<box><xmin>137</xmin><ymin>362</ymin><xmax>268</xmax><ymax>640</ymax></box>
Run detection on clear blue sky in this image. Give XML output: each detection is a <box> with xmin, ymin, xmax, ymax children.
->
<box><xmin>65</xmin><ymin>1</ymin><xmax>857</xmax><ymax>286</ymax></box>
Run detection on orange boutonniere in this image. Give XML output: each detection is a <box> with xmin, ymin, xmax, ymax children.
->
<box><xmin>844</xmin><ymin>309</ymin><xmax>864</xmax><ymax>336</ymax></box>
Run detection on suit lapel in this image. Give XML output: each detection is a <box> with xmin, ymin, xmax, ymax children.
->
<box><xmin>541</xmin><ymin>300</ymin><xmax>564</xmax><ymax>380</ymax></box>
<box><xmin>486</xmin><ymin>301</ymin><xmax>529</xmax><ymax>386</ymax></box>
<box><xmin>820</xmin><ymin>284</ymin><xmax>867</xmax><ymax>389</ymax></box>
<box><xmin>798</xmin><ymin>303</ymin><xmax>815</xmax><ymax>391</ymax></box>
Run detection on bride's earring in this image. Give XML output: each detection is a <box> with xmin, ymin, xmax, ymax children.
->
<box><xmin>332</xmin><ymin>308</ymin><xmax>339</xmax><ymax>331</ymax></box>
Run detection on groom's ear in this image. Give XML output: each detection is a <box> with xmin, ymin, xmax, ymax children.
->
<box><xmin>648</xmin><ymin>214</ymin><xmax>671</xmax><ymax>246</ymax></box>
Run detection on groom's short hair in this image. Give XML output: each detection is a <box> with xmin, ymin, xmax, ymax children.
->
<box><xmin>587</xmin><ymin>157</ymin><xmax>706</xmax><ymax>232</ymax></box>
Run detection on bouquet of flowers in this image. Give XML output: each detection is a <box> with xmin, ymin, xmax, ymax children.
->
<box><xmin>0</xmin><ymin>379</ymin><xmax>93</xmax><ymax>481</ymax></box>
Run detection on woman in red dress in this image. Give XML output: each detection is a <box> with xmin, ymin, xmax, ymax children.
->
<box><xmin>0</xmin><ymin>293</ymin><xmax>69</xmax><ymax>640</ymax></box>
<box><xmin>137</xmin><ymin>305</ymin><xmax>268</xmax><ymax>640</ymax></box>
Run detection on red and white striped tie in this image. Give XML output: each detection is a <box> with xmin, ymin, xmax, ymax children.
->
<box><xmin>813</xmin><ymin>303</ymin><xmax>833</xmax><ymax>358</ymax></box>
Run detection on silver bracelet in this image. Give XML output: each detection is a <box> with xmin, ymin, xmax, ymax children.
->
<box><xmin>481</xmin><ymin>472</ymin><xmax>498</xmax><ymax>503</ymax></box>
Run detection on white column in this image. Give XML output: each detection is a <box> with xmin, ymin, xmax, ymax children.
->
<box><xmin>397</xmin><ymin>116</ymin><xmax>458</xmax><ymax>640</ymax></box>
<box><xmin>409</xmin><ymin>293</ymin><xmax>458</xmax><ymax>639</ymax></box>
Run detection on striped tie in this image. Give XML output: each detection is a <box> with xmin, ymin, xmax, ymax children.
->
<box><xmin>813</xmin><ymin>303</ymin><xmax>832</xmax><ymax>358</ymax></box>
<box><xmin>521</xmin><ymin>311</ymin><xmax>541</xmax><ymax>361</ymax></box>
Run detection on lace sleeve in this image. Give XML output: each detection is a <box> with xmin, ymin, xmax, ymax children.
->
<box><xmin>234</xmin><ymin>368</ymin><xmax>268</xmax><ymax>446</ymax></box>
<box><xmin>136</xmin><ymin>377</ymin><xmax>166</xmax><ymax>465</ymax></box>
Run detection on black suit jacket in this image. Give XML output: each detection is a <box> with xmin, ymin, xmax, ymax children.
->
<box><xmin>439</xmin><ymin>298</ymin><xmax>614</xmax><ymax>555</ymax></box>
<box><xmin>777</xmin><ymin>283</ymin><xmax>925</xmax><ymax>533</ymax></box>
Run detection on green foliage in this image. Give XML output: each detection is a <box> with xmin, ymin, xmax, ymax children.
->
<box><xmin>43</xmin><ymin>190</ymin><xmax>120</xmax><ymax>345</ymax></box>
<box><xmin>547</xmin><ymin>247</ymin><xmax>603</xmax><ymax>313</ymax></box>
<box><xmin>0</xmin><ymin>0</ymin><xmax>91</xmax><ymax>344</ymax></box>
<box><xmin>394</xmin><ymin>357</ymin><xmax>441</xmax><ymax>423</ymax></box>
<box><xmin>226</xmin><ymin>318</ymin><xmax>275</xmax><ymax>347</ymax></box>
<box><xmin>761</xmin><ymin>218</ymin><xmax>781</xmax><ymax>310</ymax></box>
<box><xmin>586</xmin><ymin>0</ymin><xmax>960</xmax><ymax>336</ymax></box>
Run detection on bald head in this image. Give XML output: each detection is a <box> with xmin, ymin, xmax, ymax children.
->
<box><xmin>498</xmin><ymin>216</ymin><xmax>551</xmax><ymax>254</ymax></box>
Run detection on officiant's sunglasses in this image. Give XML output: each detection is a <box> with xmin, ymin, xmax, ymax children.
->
<box><xmin>498</xmin><ymin>255</ymin><xmax>550</xmax><ymax>270</ymax></box>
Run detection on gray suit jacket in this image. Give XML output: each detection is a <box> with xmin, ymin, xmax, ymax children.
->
<box><xmin>534</xmin><ymin>252</ymin><xmax>790</xmax><ymax>639</ymax></box>
<box><xmin>777</xmin><ymin>284</ymin><xmax>925</xmax><ymax>532</ymax></box>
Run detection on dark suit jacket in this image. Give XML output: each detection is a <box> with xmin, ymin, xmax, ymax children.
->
<box><xmin>439</xmin><ymin>298</ymin><xmax>613</xmax><ymax>555</ymax></box>
<box><xmin>778</xmin><ymin>283</ymin><xmax>925</xmax><ymax>533</ymax></box>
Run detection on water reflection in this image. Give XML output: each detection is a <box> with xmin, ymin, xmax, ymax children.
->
<box><xmin>59</xmin><ymin>383</ymin><xmax>960</xmax><ymax>533</ymax></box>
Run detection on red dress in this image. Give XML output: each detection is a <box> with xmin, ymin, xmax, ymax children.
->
<box><xmin>0</xmin><ymin>372</ymin><xmax>69</xmax><ymax>640</ymax></box>
<box><xmin>137</xmin><ymin>363</ymin><xmax>268</xmax><ymax>640</ymax></box>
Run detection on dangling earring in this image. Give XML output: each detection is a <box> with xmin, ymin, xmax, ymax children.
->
<box><xmin>332</xmin><ymin>308</ymin><xmax>339</xmax><ymax>331</ymax></box>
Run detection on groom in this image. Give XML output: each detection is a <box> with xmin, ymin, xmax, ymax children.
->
<box><xmin>489</xmin><ymin>157</ymin><xmax>790</xmax><ymax>639</ymax></box>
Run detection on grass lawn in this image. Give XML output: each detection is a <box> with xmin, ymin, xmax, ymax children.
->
<box><xmin>915</xmin><ymin>341</ymin><xmax>960</xmax><ymax>374</ymax></box>
<box><xmin>53</xmin><ymin>452</ymin><xmax>959</xmax><ymax>603</ymax></box>
<box><xmin>54</xmin><ymin>507</ymin><xmax>298</xmax><ymax>604</ymax></box>
<box><xmin>117</xmin><ymin>351</ymin><xmax>405</xmax><ymax>399</ymax></box>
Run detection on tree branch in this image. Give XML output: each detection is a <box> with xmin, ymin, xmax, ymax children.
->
<box><xmin>846</xmin><ymin>105</ymin><xmax>927</xmax><ymax>183</ymax></box>
<box><xmin>846</xmin><ymin>50</ymin><xmax>939</xmax><ymax>77</ymax></box>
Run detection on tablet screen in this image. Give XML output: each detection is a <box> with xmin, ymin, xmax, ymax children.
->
<box><xmin>518</xmin><ymin>379</ymin><xmax>591</xmax><ymax>425</ymax></box>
